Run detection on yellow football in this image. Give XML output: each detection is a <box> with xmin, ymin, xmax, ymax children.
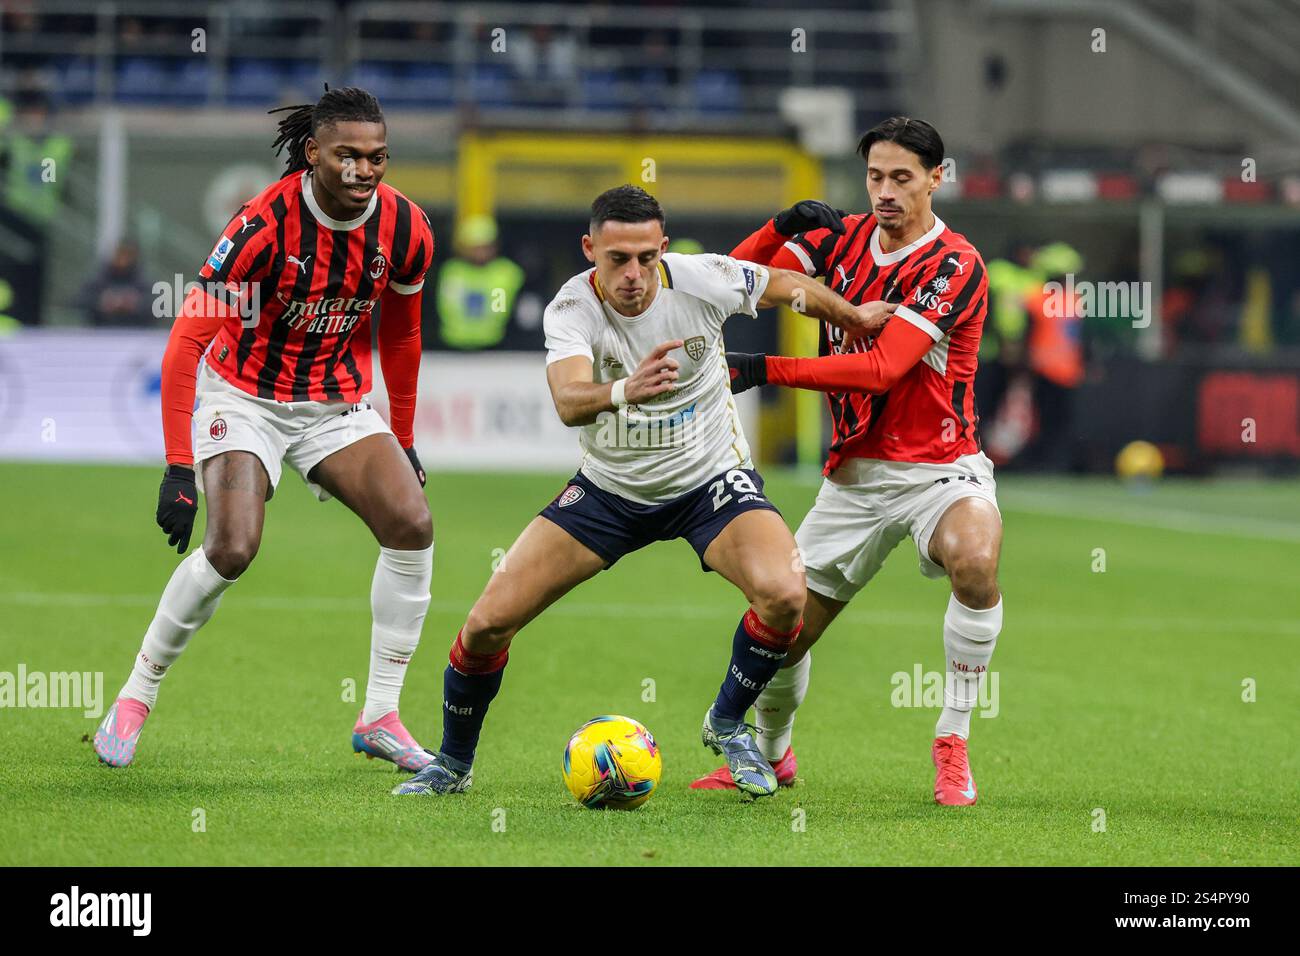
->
<box><xmin>1115</xmin><ymin>440</ymin><xmax>1165</xmax><ymax>481</ymax></box>
<box><xmin>562</xmin><ymin>715</ymin><xmax>662</xmax><ymax>810</ymax></box>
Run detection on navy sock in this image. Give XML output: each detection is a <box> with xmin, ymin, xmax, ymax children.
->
<box><xmin>712</xmin><ymin>610</ymin><xmax>799</xmax><ymax>722</ymax></box>
<box><xmin>439</xmin><ymin>632</ymin><xmax>508</xmax><ymax>767</ymax></box>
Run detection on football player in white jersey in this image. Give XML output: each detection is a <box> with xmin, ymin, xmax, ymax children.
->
<box><xmin>396</xmin><ymin>185</ymin><xmax>889</xmax><ymax>799</ymax></box>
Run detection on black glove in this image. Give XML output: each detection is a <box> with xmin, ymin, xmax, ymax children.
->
<box><xmin>404</xmin><ymin>446</ymin><xmax>426</xmax><ymax>487</ymax></box>
<box><xmin>773</xmin><ymin>200</ymin><xmax>847</xmax><ymax>237</ymax></box>
<box><xmin>156</xmin><ymin>464</ymin><xmax>198</xmax><ymax>554</ymax></box>
<box><xmin>725</xmin><ymin>352</ymin><xmax>769</xmax><ymax>395</ymax></box>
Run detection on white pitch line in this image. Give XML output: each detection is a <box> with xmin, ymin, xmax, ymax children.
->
<box><xmin>2</xmin><ymin>591</ymin><xmax>1296</xmax><ymax>635</ymax></box>
<box><xmin>1002</xmin><ymin>492</ymin><xmax>1300</xmax><ymax>543</ymax></box>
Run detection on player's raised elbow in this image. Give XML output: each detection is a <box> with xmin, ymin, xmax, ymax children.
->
<box><xmin>556</xmin><ymin>408</ymin><xmax>585</xmax><ymax>428</ymax></box>
<box><xmin>874</xmin><ymin>366</ymin><xmax>908</xmax><ymax>392</ymax></box>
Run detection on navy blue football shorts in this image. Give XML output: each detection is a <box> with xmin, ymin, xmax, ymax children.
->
<box><xmin>539</xmin><ymin>467</ymin><xmax>781</xmax><ymax>572</ymax></box>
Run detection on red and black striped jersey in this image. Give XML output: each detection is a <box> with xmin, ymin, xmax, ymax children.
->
<box><xmin>749</xmin><ymin>212</ymin><xmax>987</xmax><ymax>470</ymax></box>
<box><xmin>196</xmin><ymin>170</ymin><xmax>434</xmax><ymax>403</ymax></box>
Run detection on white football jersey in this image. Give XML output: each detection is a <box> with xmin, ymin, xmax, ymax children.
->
<box><xmin>543</xmin><ymin>252</ymin><xmax>770</xmax><ymax>504</ymax></box>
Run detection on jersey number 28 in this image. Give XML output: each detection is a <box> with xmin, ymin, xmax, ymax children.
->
<box><xmin>710</xmin><ymin>470</ymin><xmax>758</xmax><ymax>512</ymax></box>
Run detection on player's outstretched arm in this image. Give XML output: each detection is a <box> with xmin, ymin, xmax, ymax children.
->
<box><xmin>155</xmin><ymin>285</ymin><xmax>230</xmax><ymax>552</ymax></box>
<box><xmin>376</xmin><ymin>286</ymin><xmax>426</xmax><ymax>486</ymax></box>
<box><xmin>726</xmin><ymin>319</ymin><xmax>937</xmax><ymax>396</ymax></box>
<box><xmin>546</xmin><ymin>339</ymin><xmax>683</xmax><ymax>427</ymax></box>
<box><xmin>759</xmin><ymin>267</ymin><xmax>893</xmax><ymax>342</ymax></box>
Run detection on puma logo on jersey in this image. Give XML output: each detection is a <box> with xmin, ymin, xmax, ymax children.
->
<box><xmin>238</xmin><ymin>215</ymin><xmax>255</xmax><ymax>234</ymax></box>
<box><xmin>835</xmin><ymin>264</ymin><xmax>854</xmax><ymax>291</ymax></box>
<box><xmin>287</xmin><ymin>254</ymin><xmax>312</xmax><ymax>273</ymax></box>
<box><xmin>945</xmin><ymin>256</ymin><xmax>966</xmax><ymax>275</ymax></box>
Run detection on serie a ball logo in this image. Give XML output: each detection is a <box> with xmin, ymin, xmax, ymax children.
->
<box><xmin>562</xmin><ymin>715</ymin><xmax>662</xmax><ymax>810</ymax></box>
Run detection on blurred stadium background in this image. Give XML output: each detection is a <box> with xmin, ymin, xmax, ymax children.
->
<box><xmin>3</xmin><ymin>0</ymin><xmax>1298</xmax><ymax>477</ymax></box>
<box><xmin>3</xmin><ymin>1</ymin><xmax>1299</xmax><ymax>869</ymax></box>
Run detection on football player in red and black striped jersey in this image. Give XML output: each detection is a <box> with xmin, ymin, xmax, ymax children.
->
<box><xmin>94</xmin><ymin>87</ymin><xmax>440</xmax><ymax>774</ymax></box>
<box><xmin>693</xmin><ymin>118</ymin><xmax>1005</xmax><ymax>806</ymax></box>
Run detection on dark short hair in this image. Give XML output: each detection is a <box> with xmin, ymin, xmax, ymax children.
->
<box><xmin>590</xmin><ymin>184</ymin><xmax>665</xmax><ymax>232</ymax></box>
<box><xmin>857</xmin><ymin>116</ymin><xmax>944</xmax><ymax>170</ymax></box>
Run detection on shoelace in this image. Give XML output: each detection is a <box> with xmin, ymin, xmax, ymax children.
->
<box><xmin>936</xmin><ymin>740</ymin><xmax>969</xmax><ymax>788</ymax></box>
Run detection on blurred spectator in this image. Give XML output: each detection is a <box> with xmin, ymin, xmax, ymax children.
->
<box><xmin>1238</xmin><ymin>266</ymin><xmax>1275</xmax><ymax>355</ymax></box>
<box><xmin>0</xmin><ymin>4</ymin><xmax>47</xmax><ymax>70</ymax></box>
<box><xmin>1018</xmin><ymin>243</ymin><xmax>1085</xmax><ymax>471</ymax></box>
<box><xmin>667</xmin><ymin>237</ymin><xmax>704</xmax><ymax>254</ymax></box>
<box><xmin>78</xmin><ymin>240</ymin><xmax>156</xmax><ymax>327</ymax></box>
<box><xmin>0</xmin><ymin>279</ymin><xmax>20</xmax><ymax>335</ymax></box>
<box><xmin>0</xmin><ymin>89</ymin><xmax>68</xmax><ymax>326</ymax></box>
<box><xmin>1</xmin><ymin>90</ymin><xmax>72</xmax><ymax>225</ymax></box>
<box><xmin>979</xmin><ymin>242</ymin><xmax>1035</xmax><ymax>429</ymax></box>
<box><xmin>436</xmin><ymin>216</ymin><xmax>525</xmax><ymax>350</ymax></box>
<box><xmin>502</xmin><ymin>24</ymin><xmax>579</xmax><ymax>107</ymax></box>
<box><xmin>507</xmin><ymin>25</ymin><xmax>579</xmax><ymax>85</ymax></box>
<box><xmin>1160</xmin><ymin>249</ymin><xmax>1208</xmax><ymax>356</ymax></box>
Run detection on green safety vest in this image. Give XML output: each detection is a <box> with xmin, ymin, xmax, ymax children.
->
<box><xmin>4</xmin><ymin>132</ymin><xmax>72</xmax><ymax>223</ymax></box>
<box><xmin>436</xmin><ymin>257</ymin><xmax>525</xmax><ymax>349</ymax></box>
<box><xmin>983</xmin><ymin>259</ymin><xmax>1037</xmax><ymax>360</ymax></box>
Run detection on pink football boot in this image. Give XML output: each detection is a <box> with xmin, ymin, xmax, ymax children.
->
<box><xmin>690</xmin><ymin>746</ymin><xmax>798</xmax><ymax>790</ymax></box>
<box><xmin>94</xmin><ymin>697</ymin><xmax>151</xmax><ymax>767</ymax></box>
<box><xmin>351</xmin><ymin>711</ymin><xmax>435</xmax><ymax>773</ymax></box>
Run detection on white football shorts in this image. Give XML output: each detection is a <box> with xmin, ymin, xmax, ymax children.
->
<box><xmin>796</xmin><ymin>451</ymin><xmax>1000</xmax><ymax>602</ymax></box>
<box><xmin>191</xmin><ymin>361</ymin><xmax>392</xmax><ymax>502</ymax></box>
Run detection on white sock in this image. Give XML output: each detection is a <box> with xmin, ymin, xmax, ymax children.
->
<box><xmin>936</xmin><ymin>594</ymin><xmax>1002</xmax><ymax>740</ymax></box>
<box><xmin>362</xmin><ymin>544</ymin><xmax>433</xmax><ymax>724</ymax></box>
<box><xmin>119</xmin><ymin>549</ymin><xmax>235</xmax><ymax>709</ymax></box>
<box><xmin>754</xmin><ymin>652</ymin><xmax>811</xmax><ymax>762</ymax></box>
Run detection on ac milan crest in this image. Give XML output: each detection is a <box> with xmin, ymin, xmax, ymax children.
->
<box><xmin>210</xmin><ymin>418</ymin><xmax>228</xmax><ymax>441</ymax></box>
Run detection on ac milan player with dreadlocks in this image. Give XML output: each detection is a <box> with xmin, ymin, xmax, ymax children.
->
<box><xmin>94</xmin><ymin>87</ymin><xmax>439</xmax><ymax>772</ymax></box>
<box><xmin>692</xmin><ymin>117</ymin><xmax>1004</xmax><ymax>806</ymax></box>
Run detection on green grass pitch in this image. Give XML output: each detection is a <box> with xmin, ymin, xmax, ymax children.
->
<box><xmin>1</xmin><ymin>462</ymin><xmax>1296</xmax><ymax>866</ymax></box>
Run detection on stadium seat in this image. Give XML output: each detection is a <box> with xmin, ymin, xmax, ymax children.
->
<box><xmin>52</xmin><ymin>57</ymin><xmax>97</xmax><ymax>106</ymax></box>
<box><xmin>227</xmin><ymin>59</ymin><xmax>285</xmax><ymax>106</ymax></box>
<box><xmin>285</xmin><ymin>61</ymin><xmax>326</xmax><ymax>100</ymax></box>
<box><xmin>349</xmin><ymin>62</ymin><xmax>403</xmax><ymax>104</ymax></box>
<box><xmin>471</xmin><ymin>63</ymin><xmax>514</xmax><ymax>108</ymax></box>
<box><xmin>581</xmin><ymin>68</ymin><xmax>625</xmax><ymax>111</ymax></box>
<box><xmin>115</xmin><ymin>57</ymin><xmax>169</xmax><ymax>104</ymax></box>
<box><xmin>173</xmin><ymin>60</ymin><xmax>213</xmax><ymax>105</ymax></box>
<box><xmin>694</xmin><ymin>69</ymin><xmax>741</xmax><ymax>114</ymax></box>
<box><xmin>351</xmin><ymin>62</ymin><xmax>454</xmax><ymax>107</ymax></box>
<box><xmin>406</xmin><ymin>64</ymin><xmax>454</xmax><ymax>107</ymax></box>
<box><xmin>635</xmin><ymin>67</ymin><xmax>672</xmax><ymax>114</ymax></box>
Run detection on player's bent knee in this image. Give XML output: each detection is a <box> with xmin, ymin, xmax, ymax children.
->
<box><xmin>461</xmin><ymin>604</ymin><xmax>519</xmax><ymax>654</ymax></box>
<box><xmin>385</xmin><ymin>504</ymin><xmax>434</xmax><ymax>551</ymax></box>
<box><xmin>948</xmin><ymin>551</ymin><xmax>1000</xmax><ymax>608</ymax></box>
<box><xmin>204</xmin><ymin>537</ymin><xmax>259</xmax><ymax>580</ymax></box>
<box><xmin>753</xmin><ymin>576</ymin><xmax>806</xmax><ymax>631</ymax></box>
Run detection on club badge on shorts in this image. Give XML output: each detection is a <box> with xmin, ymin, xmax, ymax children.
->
<box><xmin>556</xmin><ymin>485</ymin><xmax>584</xmax><ymax>507</ymax></box>
<box><xmin>210</xmin><ymin>418</ymin><xmax>228</xmax><ymax>441</ymax></box>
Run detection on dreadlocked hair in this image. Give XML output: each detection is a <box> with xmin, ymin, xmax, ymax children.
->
<box><xmin>269</xmin><ymin>85</ymin><xmax>385</xmax><ymax>175</ymax></box>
